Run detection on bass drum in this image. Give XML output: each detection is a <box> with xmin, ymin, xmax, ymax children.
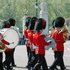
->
<box><xmin>44</xmin><ymin>36</ymin><xmax>56</xmax><ymax>50</ymax></box>
<box><xmin>0</xmin><ymin>28</ymin><xmax>19</xmax><ymax>49</ymax></box>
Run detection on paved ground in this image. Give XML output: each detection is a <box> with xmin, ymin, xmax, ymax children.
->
<box><xmin>3</xmin><ymin>41</ymin><xmax>70</xmax><ymax>70</ymax></box>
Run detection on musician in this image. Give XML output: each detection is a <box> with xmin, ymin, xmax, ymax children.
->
<box><xmin>33</xmin><ymin>18</ymin><xmax>51</xmax><ymax>70</ymax></box>
<box><xmin>27</xmin><ymin>17</ymin><xmax>38</xmax><ymax>69</ymax></box>
<box><xmin>24</xmin><ymin>17</ymin><xmax>31</xmax><ymax>68</ymax></box>
<box><xmin>0</xmin><ymin>33</ymin><xmax>10</xmax><ymax>70</ymax></box>
<box><xmin>8</xmin><ymin>18</ymin><xmax>18</xmax><ymax>67</ymax></box>
<box><xmin>49</xmin><ymin>17</ymin><xmax>66</xmax><ymax>70</ymax></box>
<box><xmin>0</xmin><ymin>21</ymin><xmax>10</xmax><ymax>70</ymax></box>
<box><xmin>2</xmin><ymin>21</ymin><xmax>14</xmax><ymax>70</ymax></box>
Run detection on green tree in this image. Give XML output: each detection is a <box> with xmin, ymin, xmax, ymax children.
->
<box><xmin>0</xmin><ymin>0</ymin><xmax>70</xmax><ymax>30</ymax></box>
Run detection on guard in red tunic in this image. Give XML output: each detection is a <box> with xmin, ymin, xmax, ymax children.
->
<box><xmin>24</xmin><ymin>17</ymin><xmax>31</xmax><ymax>68</ymax></box>
<box><xmin>27</xmin><ymin>17</ymin><xmax>38</xmax><ymax>69</ymax></box>
<box><xmin>33</xmin><ymin>18</ymin><xmax>51</xmax><ymax>70</ymax></box>
<box><xmin>49</xmin><ymin>17</ymin><xmax>66</xmax><ymax>70</ymax></box>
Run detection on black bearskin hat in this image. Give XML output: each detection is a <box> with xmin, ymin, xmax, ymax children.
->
<box><xmin>2</xmin><ymin>21</ymin><xmax>11</xmax><ymax>28</ymax></box>
<box><xmin>52</xmin><ymin>19</ymin><xmax>55</xmax><ymax>28</ymax></box>
<box><xmin>36</xmin><ymin>18</ymin><xmax>46</xmax><ymax>31</ymax></box>
<box><xmin>54</xmin><ymin>17</ymin><xmax>65</xmax><ymax>28</ymax></box>
<box><xmin>9</xmin><ymin>18</ymin><xmax>16</xmax><ymax>26</ymax></box>
<box><xmin>25</xmin><ymin>17</ymin><xmax>31</xmax><ymax>28</ymax></box>
<box><xmin>29</xmin><ymin>17</ymin><xmax>38</xmax><ymax>30</ymax></box>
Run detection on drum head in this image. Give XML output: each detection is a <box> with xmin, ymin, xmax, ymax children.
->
<box><xmin>0</xmin><ymin>28</ymin><xmax>8</xmax><ymax>34</ymax></box>
<box><xmin>45</xmin><ymin>37</ymin><xmax>56</xmax><ymax>50</ymax></box>
<box><xmin>3</xmin><ymin>28</ymin><xmax>19</xmax><ymax>48</ymax></box>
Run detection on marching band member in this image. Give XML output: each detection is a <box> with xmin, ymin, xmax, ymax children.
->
<box><xmin>8</xmin><ymin>18</ymin><xmax>18</xmax><ymax>67</ymax></box>
<box><xmin>2</xmin><ymin>21</ymin><xmax>14</xmax><ymax>70</ymax></box>
<box><xmin>50</xmin><ymin>19</ymin><xmax>59</xmax><ymax>70</ymax></box>
<box><xmin>0</xmin><ymin>21</ymin><xmax>10</xmax><ymax>70</ymax></box>
<box><xmin>33</xmin><ymin>18</ymin><xmax>51</xmax><ymax>70</ymax></box>
<box><xmin>49</xmin><ymin>17</ymin><xmax>66</xmax><ymax>70</ymax></box>
<box><xmin>0</xmin><ymin>33</ymin><xmax>10</xmax><ymax>70</ymax></box>
<box><xmin>27</xmin><ymin>17</ymin><xmax>38</xmax><ymax>70</ymax></box>
<box><xmin>24</xmin><ymin>17</ymin><xmax>31</xmax><ymax>68</ymax></box>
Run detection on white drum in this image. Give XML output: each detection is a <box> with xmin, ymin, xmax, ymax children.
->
<box><xmin>44</xmin><ymin>36</ymin><xmax>56</xmax><ymax>50</ymax></box>
<box><xmin>0</xmin><ymin>28</ymin><xmax>19</xmax><ymax>49</ymax></box>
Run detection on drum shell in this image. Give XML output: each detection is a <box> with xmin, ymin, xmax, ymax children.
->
<box><xmin>0</xmin><ymin>28</ymin><xmax>19</xmax><ymax>49</ymax></box>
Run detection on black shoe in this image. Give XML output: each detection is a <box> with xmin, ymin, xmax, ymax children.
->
<box><xmin>64</xmin><ymin>66</ymin><xmax>66</xmax><ymax>70</ymax></box>
<box><xmin>12</xmin><ymin>64</ymin><xmax>16</xmax><ymax>67</ymax></box>
<box><xmin>55</xmin><ymin>67</ymin><xmax>58</xmax><ymax>70</ymax></box>
<box><xmin>26</xmin><ymin>65</ymin><xmax>29</xmax><ymax>68</ymax></box>
<box><xmin>49</xmin><ymin>68</ymin><xmax>54</xmax><ymax>70</ymax></box>
<box><xmin>26</xmin><ymin>65</ymin><xmax>31</xmax><ymax>68</ymax></box>
<box><xmin>6</xmin><ymin>67</ymin><xmax>13</xmax><ymax>70</ymax></box>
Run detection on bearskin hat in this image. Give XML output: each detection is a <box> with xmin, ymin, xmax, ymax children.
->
<box><xmin>2</xmin><ymin>21</ymin><xmax>11</xmax><ymax>28</ymax></box>
<box><xmin>9</xmin><ymin>18</ymin><xmax>16</xmax><ymax>26</ymax></box>
<box><xmin>36</xmin><ymin>18</ymin><xmax>46</xmax><ymax>31</ymax></box>
<box><xmin>52</xmin><ymin>19</ymin><xmax>55</xmax><ymax>28</ymax></box>
<box><xmin>25</xmin><ymin>17</ymin><xmax>31</xmax><ymax>28</ymax></box>
<box><xmin>54</xmin><ymin>17</ymin><xmax>65</xmax><ymax>28</ymax></box>
<box><xmin>29</xmin><ymin>17</ymin><xmax>38</xmax><ymax>30</ymax></box>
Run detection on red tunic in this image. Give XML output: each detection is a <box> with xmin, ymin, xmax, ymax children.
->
<box><xmin>28</xmin><ymin>31</ymin><xmax>34</xmax><ymax>45</ymax></box>
<box><xmin>28</xmin><ymin>31</ymin><xmax>36</xmax><ymax>51</ymax></box>
<box><xmin>24</xmin><ymin>28</ymin><xmax>30</xmax><ymax>47</ymax></box>
<box><xmin>24</xmin><ymin>29</ymin><xmax>28</xmax><ymax>39</ymax></box>
<box><xmin>51</xmin><ymin>29</ymin><xmax>65</xmax><ymax>51</ymax></box>
<box><xmin>5</xmin><ymin>48</ymin><xmax>13</xmax><ymax>52</ymax></box>
<box><xmin>33</xmin><ymin>32</ymin><xmax>50</xmax><ymax>55</ymax></box>
<box><xmin>0</xmin><ymin>33</ymin><xmax>9</xmax><ymax>45</ymax></box>
<box><xmin>1</xmin><ymin>39</ymin><xmax>9</xmax><ymax>45</ymax></box>
<box><xmin>1</xmin><ymin>39</ymin><xmax>12</xmax><ymax>52</ymax></box>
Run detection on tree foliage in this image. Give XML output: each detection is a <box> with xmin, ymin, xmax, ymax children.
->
<box><xmin>0</xmin><ymin>0</ymin><xmax>70</xmax><ymax>31</ymax></box>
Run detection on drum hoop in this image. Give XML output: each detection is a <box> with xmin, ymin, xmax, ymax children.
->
<box><xmin>3</xmin><ymin>28</ymin><xmax>19</xmax><ymax>48</ymax></box>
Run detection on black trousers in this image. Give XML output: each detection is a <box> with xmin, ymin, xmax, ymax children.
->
<box><xmin>34</xmin><ymin>54</ymin><xmax>48</xmax><ymax>70</ymax></box>
<box><xmin>3</xmin><ymin>51</ymin><xmax>12</xmax><ymax>69</ymax></box>
<box><xmin>10</xmin><ymin>48</ymin><xmax>15</xmax><ymax>66</ymax></box>
<box><xmin>49</xmin><ymin>51</ymin><xmax>65</xmax><ymax>70</ymax></box>
<box><xmin>28</xmin><ymin>52</ymin><xmax>38</xmax><ymax>67</ymax></box>
<box><xmin>0</xmin><ymin>52</ymin><xmax>4</xmax><ymax>70</ymax></box>
<box><xmin>26</xmin><ymin>47</ymin><xmax>32</xmax><ymax>66</ymax></box>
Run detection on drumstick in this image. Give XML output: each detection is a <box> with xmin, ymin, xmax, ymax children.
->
<box><xmin>9</xmin><ymin>42</ymin><xmax>14</xmax><ymax>44</ymax></box>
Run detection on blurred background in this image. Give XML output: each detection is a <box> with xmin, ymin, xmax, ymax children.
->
<box><xmin>0</xmin><ymin>0</ymin><xmax>70</xmax><ymax>43</ymax></box>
